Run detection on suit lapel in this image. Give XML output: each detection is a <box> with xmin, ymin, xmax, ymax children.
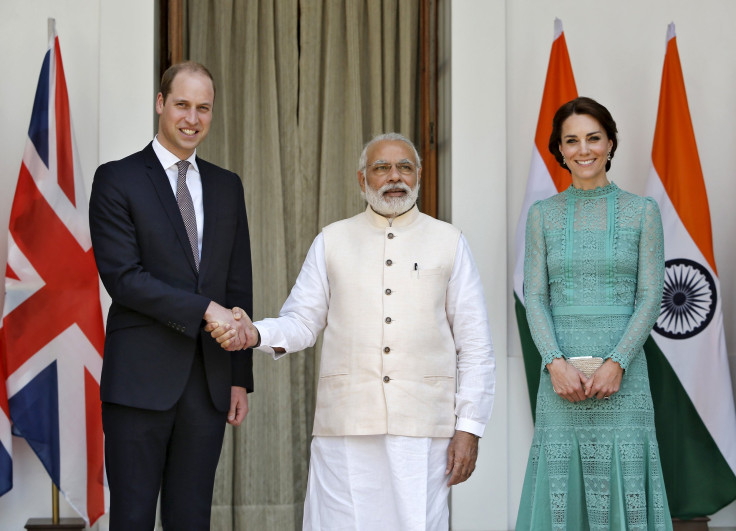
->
<box><xmin>142</xmin><ymin>144</ymin><xmax>198</xmax><ymax>274</ymax></box>
<box><xmin>198</xmin><ymin>157</ymin><xmax>219</xmax><ymax>281</ymax></box>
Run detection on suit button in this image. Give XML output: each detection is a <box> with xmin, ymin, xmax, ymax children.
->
<box><xmin>385</xmin><ymin>317</ymin><xmax>392</xmax><ymax>324</ymax></box>
<box><xmin>387</xmin><ymin>233</ymin><xmax>394</xmax><ymax>239</ymax></box>
<box><xmin>385</xmin><ymin>288</ymin><xmax>392</xmax><ymax>295</ymax></box>
<box><xmin>386</xmin><ymin>259</ymin><xmax>392</xmax><ymax>266</ymax></box>
<box><xmin>383</xmin><ymin>376</ymin><xmax>390</xmax><ymax>383</ymax></box>
<box><xmin>384</xmin><ymin>347</ymin><xmax>390</xmax><ymax>354</ymax></box>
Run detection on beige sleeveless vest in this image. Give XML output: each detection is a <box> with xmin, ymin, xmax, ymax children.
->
<box><xmin>314</xmin><ymin>206</ymin><xmax>461</xmax><ymax>437</ymax></box>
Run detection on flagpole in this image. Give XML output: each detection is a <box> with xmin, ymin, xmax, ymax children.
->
<box><xmin>51</xmin><ymin>483</ymin><xmax>60</xmax><ymax>525</ymax></box>
<box><xmin>50</xmin><ymin>19</ymin><xmax>59</xmax><ymax>526</ymax></box>
<box><xmin>47</xmin><ymin>14</ymin><xmax>62</xmax><ymax>529</ymax></box>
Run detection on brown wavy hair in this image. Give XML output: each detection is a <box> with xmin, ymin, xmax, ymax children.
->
<box><xmin>548</xmin><ymin>97</ymin><xmax>618</xmax><ymax>173</ymax></box>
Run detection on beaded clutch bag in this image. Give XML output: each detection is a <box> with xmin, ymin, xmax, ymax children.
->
<box><xmin>567</xmin><ymin>356</ymin><xmax>603</xmax><ymax>378</ymax></box>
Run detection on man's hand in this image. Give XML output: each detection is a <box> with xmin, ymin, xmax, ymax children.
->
<box><xmin>445</xmin><ymin>430</ymin><xmax>479</xmax><ymax>486</ymax></box>
<box><xmin>547</xmin><ymin>357</ymin><xmax>588</xmax><ymax>403</ymax></box>
<box><xmin>203</xmin><ymin>302</ymin><xmax>248</xmax><ymax>350</ymax></box>
<box><xmin>204</xmin><ymin>306</ymin><xmax>258</xmax><ymax>350</ymax></box>
<box><xmin>227</xmin><ymin>386</ymin><xmax>248</xmax><ymax>426</ymax></box>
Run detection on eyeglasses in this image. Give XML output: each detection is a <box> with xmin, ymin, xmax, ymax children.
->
<box><xmin>368</xmin><ymin>161</ymin><xmax>417</xmax><ymax>176</ymax></box>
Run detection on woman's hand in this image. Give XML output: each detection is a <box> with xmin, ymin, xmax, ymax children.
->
<box><xmin>547</xmin><ymin>358</ymin><xmax>588</xmax><ymax>402</ymax></box>
<box><xmin>584</xmin><ymin>359</ymin><xmax>623</xmax><ymax>400</ymax></box>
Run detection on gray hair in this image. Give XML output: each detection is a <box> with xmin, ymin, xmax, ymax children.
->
<box><xmin>357</xmin><ymin>132</ymin><xmax>422</xmax><ymax>173</ymax></box>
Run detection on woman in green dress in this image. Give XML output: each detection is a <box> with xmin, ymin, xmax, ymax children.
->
<box><xmin>516</xmin><ymin>97</ymin><xmax>672</xmax><ymax>530</ymax></box>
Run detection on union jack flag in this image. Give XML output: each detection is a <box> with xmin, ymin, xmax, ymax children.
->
<box><xmin>0</xmin><ymin>24</ymin><xmax>107</xmax><ymax>524</ymax></box>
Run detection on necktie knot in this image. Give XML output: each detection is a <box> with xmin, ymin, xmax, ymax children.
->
<box><xmin>177</xmin><ymin>160</ymin><xmax>190</xmax><ymax>176</ymax></box>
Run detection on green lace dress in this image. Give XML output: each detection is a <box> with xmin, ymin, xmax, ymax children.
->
<box><xmin>516</xmin><ymin>183</ymin><xmax>672</xmax><ymax>530</ymax></box>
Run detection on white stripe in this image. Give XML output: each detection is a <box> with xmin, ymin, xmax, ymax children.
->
<box><xmin>513</xmin><ymin>146</ymin><xmax>559</xmax><ymax>301</ymax></box>
<box><xmin>0</xmin><ymin>407</ymin><xmax>11</xmax><ymax>459</ymax></box>
<box><xmin>6</xmin><ymin>324</ymin><xmax>102</xmax><ymax>399</ymax></box>
<box><xmin>57</xmin><ymin>325</ymin><xmax>103</xmax><ymax>524</ymax></box>
<box><xmin>2</xmin><ymin>233</ymin><xmax>45</xmax><ymax>317</ymax></box>
<box><xmin>645</xmin><ymin>167</ymin><xmax>736</xmax><ymax>475</ymax></box>
<box><xmin>5</xmin><ymin>324</ymin><xmax>103</xmax><ymax>523</ymax></box>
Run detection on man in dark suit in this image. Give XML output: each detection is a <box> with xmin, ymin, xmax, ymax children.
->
<box><xmin>89</xmin><ymin>62</ymin><xmax>253</xmax><ymax>530</ymax></box>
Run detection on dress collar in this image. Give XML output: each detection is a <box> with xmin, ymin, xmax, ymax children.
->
<box><xmin>566</xmin><ymin>181</ymin><xmax>619</xmax><ymax>198</ymax></box>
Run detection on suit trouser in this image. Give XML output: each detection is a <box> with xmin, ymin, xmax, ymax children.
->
<box><xmin>102</xmin><ymin>347</ymin><xmax>227</xmax><ymax>531</ymax></box>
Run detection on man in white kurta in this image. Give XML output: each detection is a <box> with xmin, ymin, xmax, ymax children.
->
<box><xmin>209</xmin><ymin>133</ymin><xmax>495</xmax><ymax>530</ymax></box>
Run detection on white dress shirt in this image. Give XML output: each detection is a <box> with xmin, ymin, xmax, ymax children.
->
<box><xmin>255</xmin><ymin>231</ymin><xmax>495</xmax><ymax>436</ymax></box>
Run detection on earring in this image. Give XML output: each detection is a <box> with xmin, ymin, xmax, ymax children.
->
<box><xmin>607</xmin><ymin>152</ymin><xmax>612</xmax><ymax>161</ymax></box>
<box><xmin>562</xmin><ymin>156</ymin><xmax>567</xmax><ymax>166</ymax></box>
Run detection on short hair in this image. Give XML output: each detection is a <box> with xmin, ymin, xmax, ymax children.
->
<box><xmin>548</xmin><ymin>97</ymin><xmax>618</xmax><ymax>172</ymax></box>
<box><xmin>159</xmin><ymin>61</ymin><xmax>216</xmax><ymax>103</ymax></box>
<box><xmin>358</xmin><ymin>132</ymin><xmax>422</xmax><ymax>173</ymax></box>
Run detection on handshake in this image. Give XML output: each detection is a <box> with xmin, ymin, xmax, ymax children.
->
<box><xmin>203</xmin><ymin>301</ymin><xmax>258</xmax><ymax>351</ymax></box>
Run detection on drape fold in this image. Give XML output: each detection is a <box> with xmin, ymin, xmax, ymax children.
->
<box><xmin>184</xmin><ymin>1</ymin><xmax>420</xmax><ymax>528</ymax></box>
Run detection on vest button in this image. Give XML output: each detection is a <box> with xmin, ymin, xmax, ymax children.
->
<box><xmin>385</xmin><ymin>288</ymin><xmax>392</xmax><ymax>295</ymax></box>
<box><xmin>383</xmin><ymin>376</ymin><xmax>390</xmax><ymax>383</ymax></box>
<box><xmin>387</xmin><ymin>232</ymin><xmax>394</xmax><ymax>239</ymax></box>
<box><xmin>384</xmin><ymin>347</ymin><xmax>390</xmax><ymax>353</ymax></box>
<box><xmin>385</xmin><ymin>317</ymin><xmax>392</xmax><ymax>324</ymax></box>
<box><xmin>385</xmin><ymin>259</ymin><xmax>392</xmax><ymax>266</ymax></box>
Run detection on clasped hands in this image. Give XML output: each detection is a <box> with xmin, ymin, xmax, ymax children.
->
<box><xmin>204</xmin><ymin>302</ymin><xmax>257</xmax><ymax>351</ymax></box>
<box><xmin>546</xmin><ymin>357</ymin><xmax>623</xmax><ymax>403</ymax></box>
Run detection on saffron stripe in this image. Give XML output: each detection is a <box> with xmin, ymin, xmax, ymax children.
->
<box><xmin>534</xmin><ymin>21</ymin><xmax>576</xmax><ymax>192</ymax></box>
<box><xmin>651</xmin><ymin>34</ymin><xmax>716</xmax><ymax>274</ymax></box>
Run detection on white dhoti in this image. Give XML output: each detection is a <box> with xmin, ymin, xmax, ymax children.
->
<box><xmin>303</xmin><ymin>435</ymin><xmax>451</xmax><ymax>531</ymax></box>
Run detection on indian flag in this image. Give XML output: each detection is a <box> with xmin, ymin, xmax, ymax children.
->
<box><xmin>644</xmin><ymin>22</ymin><xmax>736</xmax><ymax>518</ymax></box>
<box><xmin>514</xmin><ymin>18</ymin><xmax>576</xmax><ymax>420</ymax></box>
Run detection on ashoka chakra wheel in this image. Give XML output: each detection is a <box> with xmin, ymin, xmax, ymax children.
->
<box><xmin>653</xmin><ymin>258</ymin><xmax>716</xmax><ymax>340</ymax></box>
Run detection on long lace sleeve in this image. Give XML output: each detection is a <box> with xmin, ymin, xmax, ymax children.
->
<box><xmin>608</xmin><ymin>198</ymin><xmax>665</xmax><ymax>369</ymax></box>
<box><xmin>524</xmin><ymin>201</ymin><xmax>565</xmax><ymax>367</ymax></box>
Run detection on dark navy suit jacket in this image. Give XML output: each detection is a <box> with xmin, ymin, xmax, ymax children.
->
<box><xmin>89</xmin><ymin>142</ymin><xmax>253</xmax><ymax>413</ymax></box>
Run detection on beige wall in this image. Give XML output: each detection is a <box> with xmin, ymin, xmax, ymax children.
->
<box><xmin>449</xmin><ymin>1</ymin><xmax>509</xmax><ymax>529</ymax></box>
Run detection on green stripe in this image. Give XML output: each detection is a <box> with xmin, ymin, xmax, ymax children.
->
<box><xmin>644</xmin><ymin>336</ymin><xmax>736</xmax><ymax>517</ymax></box>
<box><xmin>515</xmin><ymin>293</ymin><xmax>541</xmax><ymax>423</ymax></box>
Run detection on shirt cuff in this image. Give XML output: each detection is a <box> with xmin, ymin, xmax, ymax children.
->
<box><xmin>253</xmin><ymin>322</ymin><xmax>288</xmax><ymax>360</ymax></box>
<box><xmin>455</xmin><ymin>418</ymin><xmax>485</xmax><ymax>437</ymax></box>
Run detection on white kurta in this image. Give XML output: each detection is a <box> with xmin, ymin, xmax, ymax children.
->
<box><xmin>254</xmin><ymin>217</ymin><xmax>495</xmax><ymax>529</ymax></box>
<box><xmin>304</xmin><ymin>435</ymin><xmax>451</xmax><ymax>530</ymax></box>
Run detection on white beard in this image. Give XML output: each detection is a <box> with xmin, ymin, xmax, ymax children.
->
<box><xmin>362</xmin><ymin>181</ymin><xmax>420</xmax><ymax>217</ymax></box>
